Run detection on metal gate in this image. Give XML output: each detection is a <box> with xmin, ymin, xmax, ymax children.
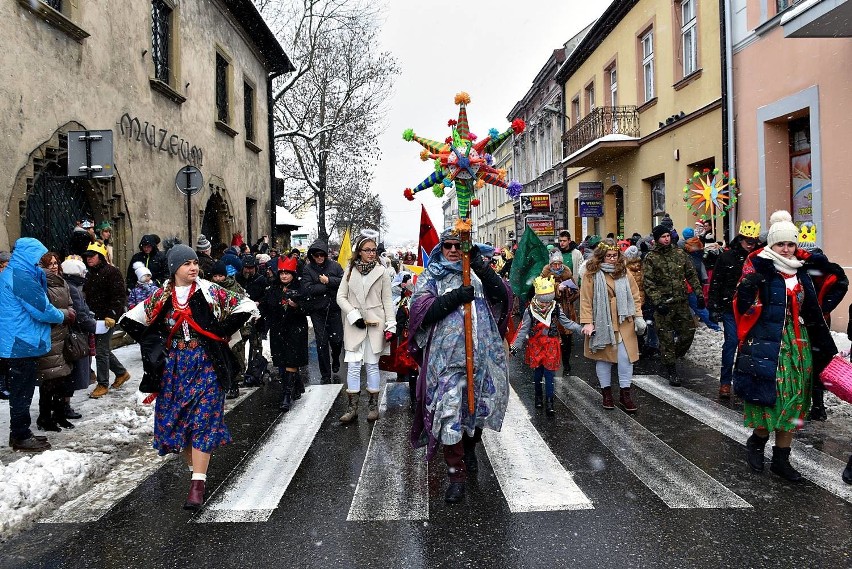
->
<box><xmin>21</xmin><ymin>164</ymin><xmax>93</xmax><ymax>258</ymax></box>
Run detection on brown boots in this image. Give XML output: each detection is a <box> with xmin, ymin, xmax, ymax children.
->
<box><xmin>340</xmin><ymin>391</ymin><xmax>360</xmax><ymax>423</ymax></box>
<box><xmin>366</xmin><ymin>390</ymin><xmax>380</xmax><ymax>422</ymax></box>
<box><xmin>183</xmin><ymin>479</ymin><xmax>205</xmax><ymax>511</ymax></box>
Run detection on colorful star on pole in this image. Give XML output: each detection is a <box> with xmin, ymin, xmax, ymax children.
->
<box><xmin>682</xmin><ymin>168</ymin><xmax>739</xmax><ymax>220</ymax></box>
<box><xmin>402</xmin><ymin>92</ymin><xmax>525</xmax><ymax>219</ymax></box>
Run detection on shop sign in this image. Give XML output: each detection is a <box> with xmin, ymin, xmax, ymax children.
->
<box><xmin>520</xmin><ymin>193</ymin><xmax>551</xmax><ymax>214</ymax></box>
<box><xmin>117</xmin><ymin>113</ymin><xmax>203</xmax><ymax>167</ymax></box>
<box><xmin>525</xmin><ymin>215</ymin><xmax>555</xmax><ymax>237</ymax></box>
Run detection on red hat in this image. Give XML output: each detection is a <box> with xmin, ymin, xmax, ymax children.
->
<box><xmin>278</xmin><ymin>256</ymin><xmax>298</xmax><ymax>274</ymax></box>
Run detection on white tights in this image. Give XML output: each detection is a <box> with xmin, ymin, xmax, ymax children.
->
<box><xmin>595</xmin><ymin>342</ymin><xmax>633</xmax><ymax>389</ymax></box>
<box><xmin>347</xmin><ymin>361</ymin><xmax>381</xmax><ymax>393</ymax></box>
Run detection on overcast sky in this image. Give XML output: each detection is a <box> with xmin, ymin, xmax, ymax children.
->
<box><xmin>368</xmin><ymin>1</ymin><xmax>612</xmax><ymax>245</ymax></box>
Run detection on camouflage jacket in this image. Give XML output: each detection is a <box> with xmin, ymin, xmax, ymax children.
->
<box><xmin>641</xmin><ymin>244</ymin><xmax>701</xmax><ymax>309</ymax></box>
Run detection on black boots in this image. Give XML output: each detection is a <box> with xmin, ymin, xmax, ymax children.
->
<box><xmin>64</xmin><ymin>402</ymin><xmax>82</xmax><ymax>419</ymax></box>
<box><xmin>279</xmin><ymin>371</ymin><xmax>294</xmax><ymax>412</ymax></box>
<box><xmin>444</xmin><ymin>481</ymin><xmax>465</xmax><ymax>503</ymax></box>
<box><xmin>53</xmin><ymin>397</ymin><xmax>75</xmax><ymax>429</ymax></box>
<box><xmin>545</xmin><ymin>397</ymin><xmax>555</xmax><ymax>416</ymax></box>
<box><xmin>292</xmin><ymin>372</ymin><xmax>304</xmax><ymax>401</ymax></box>
<box><xmin>601</xmin><ymin>386</ymin><xmax>614</xmax><ymax>410</ymax></box>
<box><xmin>843</xmin><ymin>455</ymin><xmax>852</xmax><ymax>485</ymax></box>
<box><xmin>666</xmin><ymin>364</ymin><xmax>681</xmax><ymax>387</ymax></box>
<box><xmin>534</xmin><ymin>383</ymin><xmax>543</xmax><ymax>409</ymax></box>
<box><xmin>770</xmin><ymin>446</ymin><xmax>802</xmax><ymax>482</ymax></box>
<box><xmin>746</xmin><ymin>433</ymin><xmax>769</xmax><ymax>472</ymax></box>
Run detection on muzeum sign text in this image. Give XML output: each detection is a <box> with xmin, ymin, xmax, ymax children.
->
<box><xmin>117</xmin><ymin>113</ymin><xmax>203</xmax><ymax>167</ymax></box>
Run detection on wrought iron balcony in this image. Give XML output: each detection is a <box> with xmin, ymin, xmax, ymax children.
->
<box><xmin>561</xmin><ymin>106</ymin><xmax>640</xmax><ymax>167</ymax></box>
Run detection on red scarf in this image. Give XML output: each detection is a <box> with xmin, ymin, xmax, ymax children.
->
<box><xmin>163</xmin><ymin>282</ymin><xmax>229</xmax><ymax>346</ymax></box>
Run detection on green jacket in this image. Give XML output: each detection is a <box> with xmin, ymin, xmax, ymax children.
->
<box><xmin>641</xmin><ymin>244</ymin><xmax>701</xmax><ymax>309</ymax></box>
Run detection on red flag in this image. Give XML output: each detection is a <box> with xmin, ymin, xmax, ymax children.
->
<box><xmin>417</xmin><ymin>205</ymin><xmax>439</xmax><ymax>266</ymax></box>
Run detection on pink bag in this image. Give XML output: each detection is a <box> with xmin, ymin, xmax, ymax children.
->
<box><xmin>819</xmin><ymin>355</ymin><xmax>852</xmax><ymax>404</ymax></box>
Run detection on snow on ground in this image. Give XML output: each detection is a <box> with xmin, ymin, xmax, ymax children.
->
<box><xmin>0</xmin><ymin>341</ymin><xmax>268</xmax><ymax>542</ymax></box>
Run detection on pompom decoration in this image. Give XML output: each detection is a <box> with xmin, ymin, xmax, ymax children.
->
<box><xmin>454</xmin><ymin>92</ymin><xmax>471</xmax><ymax>105</ymax></box>
<box><xmin>507</xmin><ymin>181</ymin><xmax>523</xmax><ymax>199</ymax></box>
<box><xmin>402</xmin><ymin>128</ymin><xmax>414</xmax><ymax>142</ymax></box>
<box><xmin>447</xmin><ymin>119</ymin><xmax>457</xmax><ymax>127</ymax></box>
<box><xmin>475</xmin><ymin>179</ymin><xmax>485</xmax><ymax>189</ymax></box>
<box><xmin>443</xmin><ymin>178</ymin><xmax>453</xmax><ymax>187</ymax></box>
<box><xmin>420</xmin><ymin>149</ymin><xmax>429</xmax><ymax>161</ymax></box>
<box><xmin>471</xmin><ymin>199</ymin><xmax>481</xmax><ymax>207</ymax></box>
<box><xmin>403</xmin><ymin>188</ymin><xmax>415</xmax><ymax>201</ymax></box>
<box><xmin>682</xmin><ymin>169</ymin><xmax>739</xmax><ymax>220</ymax></box>
<box><xmin>485</xmin><ymin>153</ymin><xmax>493</xmax><ymax>166</ymax></box>
<box><xmin>433</xmin><ymin>186</ymin><xmax>445</xmax><ymax>198</ymax></box>
<box><xmin>445</xmin><ymin>136</ymin><xmax>453</xmax><ymax>144</ymax></box>
<box><xmin>769</xmin><ymin>210</ymin><xmax>793</xmax><ymax>224</ymax></box>
<box><xmin>511</xmin><ymin>118</ymin><xmax>526</xmax><ymax>134</ymax></box>
<box><xmin>488</xmin><ymin>128</ymin><xmax>499</xmax><ymax>139</ymax></box>
<box><xmin>467</xmin><ymin>133</ymin><xmax>477</xmax><ymax>141</ymax></box>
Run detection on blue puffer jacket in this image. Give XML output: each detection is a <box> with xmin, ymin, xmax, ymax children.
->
<box><xmin>733</xmin><ymin>250</ymin><xmax>834</xmax><ymax>405</ymax></box>
<box><xmin>0</xmin><ymin>238</ymin><xmax>65</xmax><ymax>359</ymax></box>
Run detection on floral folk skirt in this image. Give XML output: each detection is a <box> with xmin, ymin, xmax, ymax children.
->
<box><xmin>743</xmin><ymin>318</ymin><xmax>812</xmax><ymax>432</ymax></box>
<box><xmin>153</xmin><ymin>344</ymin><xmax>231</xmax><ymax>456</ymax></box>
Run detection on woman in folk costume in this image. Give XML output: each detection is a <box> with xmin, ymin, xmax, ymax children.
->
<box><xmin>119</xmin><ymin>245</ymin><xmax>258</xmax><ymax>510</ymax></box>
<box><xmin>580</xmin><ymin>238</ymin><xmax>646</xmax><ymax>413</ymax></box>
<box><xmin>510</xmin><ymin>276</ymin><xmax>582</xmax><ymax>416</ymax></box>
<box><xmin>262</xmin><ymin>255</ymin><xmax>309</xmax><ymax>412</ymax></box>
<box><xmin>408</xmin><ymin>228</ymin><xmax>512</xmax><ymax>503</ymax></box>
<box><xmin>336</xmin><ymin>230</ymin><xmax>396</xmax><ymax>423</ymax></box>
<box><xmin>734</xmin><ymin>211</ymin><xmax>835</xmax><ymax>482</ymax></box>
<box><xmin>540</xmin><ymin>248</ymin><xmax>580</xmax><ymax>375</ymax></box>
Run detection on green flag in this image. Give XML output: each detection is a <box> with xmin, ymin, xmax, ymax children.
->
<box><xmin>509</xmin><ymin>226</ymin><xmax>550</xmax><ymax>298</ymax></box>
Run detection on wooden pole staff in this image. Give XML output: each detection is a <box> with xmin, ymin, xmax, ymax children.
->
<box><xmin>461</xmin><ymin>227</ymin><xmax>475</xmax><ymax>416</ymax></box>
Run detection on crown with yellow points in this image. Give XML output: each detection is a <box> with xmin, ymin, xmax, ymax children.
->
<box><xmin>798</xmin><ymin>222</ymin><xmax>817</xmax><ymax>250</ymax></box>
<box><xmin>738</xmin><ymin>220</ymin><xmax>760</xmax><ymax>238</ymax></box>
<box><xmin>533</xmin><ymin>275</ymin><xmax>555</xmax><ymax>296</ymax></box>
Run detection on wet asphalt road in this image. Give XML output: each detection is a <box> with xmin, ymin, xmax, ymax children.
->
<box><xmin>2</xmin><ymin>336</ymin><xmax>851</xmax><ymax>569</ymax></box>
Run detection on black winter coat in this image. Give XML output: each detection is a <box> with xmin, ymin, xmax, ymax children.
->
<box><xmin>262</xmin><ymin>281</ymin><xmax>309</xmax><ymax>368</ymax></box>
<box><xmin>83</xmin><ymin>261</ymin><xmax>127</xmax><ymax>319</ymax></box>
<box><xmin>237</xmin><ymin>272</ymin><xmax>268</xmax><ymax>301</ymax></box>
<box><xmin>733</xmin><ymin>251</ymin><xmax>836</xmax><ymax>405</ymax></box>
<box><xmin>707</xmin><ymin>237</ymin><xmax>751</xmax><ymax>313</ymax></box>
<box><xmin>302</xmin><ymin>240</ymin><xmax>344</xmax><ymax>313</ymax></box>
<box><xmin>126</xmin><ymin>250</ymin><xmax>169</xmax><ymax>288</ymax></box>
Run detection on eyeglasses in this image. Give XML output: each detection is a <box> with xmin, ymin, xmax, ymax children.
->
<box><xmin>311</xmin><ymin>252</ymin><xmax>326</xmax><ymax>257</ymax></box>
<box><xmin>360</xmin><ymin>248</ymin><xmax>377</xmax><ymax>253</ymax></box>
<box><xmin>442</xmin><ymin>242</ymin><xmax>462</xmax><ymax>250</ymax></box>
<box><xmin>604</xmin><ymin>253</ymin><xmax>620</xmax><ymax>259</ymax></box>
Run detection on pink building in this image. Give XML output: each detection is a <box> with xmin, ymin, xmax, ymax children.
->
<box><xmin>730</xmin><ymin>0</ymin><xmax>852</xmax><ymax>330</ymax></box>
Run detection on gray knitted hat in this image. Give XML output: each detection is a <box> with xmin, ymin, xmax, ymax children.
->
<box><xmin>167</xmin><ymin>244</ymin><xmax>198</xmax><ymax>275</ymax></box>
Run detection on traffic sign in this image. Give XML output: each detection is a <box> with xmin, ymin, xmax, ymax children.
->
<box><xmin>68</xmin><ymin>130</ymin><xmax>114</xmax><ymax>178</ymax></box>
<box><xmin>175</xmin><ymin>166</ymin><xmax>203</xmax><ymax>196</ymax></box>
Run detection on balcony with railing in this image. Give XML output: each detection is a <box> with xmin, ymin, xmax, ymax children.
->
<box><xmin>561</xmin><ymin>105</ymin><xmax>640</xmax><ymax>168</ymax></box>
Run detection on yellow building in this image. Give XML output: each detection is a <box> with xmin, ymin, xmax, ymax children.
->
<box><xmin>556</xmin><ymin>0</ymin><xmax>723</xmax><ymax>240</ymax></box>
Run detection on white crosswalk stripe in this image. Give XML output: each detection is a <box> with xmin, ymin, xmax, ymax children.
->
<box><xmin>347</xmin><ymin>383</ymin><xmax>428</xmax><ymax>521</ymax></box>
<box><xmin>481</xmin><ymin>387</ymin><xmax>594</xmax><ymax>512</ymax></box>
<box><xmin>631</xmin><ymin>374</ymin><xmax>852</xmax><ymax>504</ymax></box>
<box><xmin>558</xmin><ymin>378</ymin><xmax>752</xmax><ymax>509</ymax></box>
<box><xmin>194</xmin><ymin>384</ymin><xmax>339</xmax><ymax>523</ymax></box>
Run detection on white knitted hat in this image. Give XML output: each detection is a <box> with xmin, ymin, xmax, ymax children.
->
<box><xmin>766</xmin><ymin>210</ymin><xmax>799</xmax><ymax>247</ymax></box>
<box><xmin>133</xmin><ymin>261</ymin><xmax>152</xmax><ymax>281</ymax></box>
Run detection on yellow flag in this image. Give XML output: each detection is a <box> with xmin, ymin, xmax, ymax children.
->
<box><xmin>337</xmin><ymin>227</ymin><xmax>352</xmax><ymax>268</ymax></box>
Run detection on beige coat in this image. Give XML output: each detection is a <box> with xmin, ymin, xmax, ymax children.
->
<box><xmin>337</xmin><ymin>264</ymin><xmax>396</xmax><ymax>354</ymax></box>
<box><xmin>579</xmin><ymin>270</ymin><xmax>643</xmax><ymax>363</ymax></box>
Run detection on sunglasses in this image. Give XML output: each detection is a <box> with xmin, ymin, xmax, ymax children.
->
<box><xmin>442</xmin><ymin>242</ymin><xmax>462</xmax><ymax>250</ymax></box>
<box><xmin>360</xmin><ymin>248</ymin><xmax>378</xmax><ymax>253</ymax></box>
<box><xmin>311</xmin><ymin>252</ymin><xmax>327</xmax><ymax>257</ymax></box>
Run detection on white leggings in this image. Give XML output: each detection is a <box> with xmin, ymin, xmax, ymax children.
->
<box><xmin>594</xmin><ymin>342</ymin><xmax>633</xmax><ymax>389</ymax></box>
<box><xmin>347</xmin><ymin>361</ymin><xmax>381</xmax><ymax>393</ymax></box>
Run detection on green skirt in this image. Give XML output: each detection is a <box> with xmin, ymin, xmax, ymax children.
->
<box><xmin>743</xmin><ymin>317</ymin><xmax>812</xmax><ymax>432</ymax></box>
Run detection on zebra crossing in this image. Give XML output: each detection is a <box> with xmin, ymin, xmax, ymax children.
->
<box><xmin>41</xmin><ymin>374</ymin><xmax>852</xmax><ymax>526</ymax></box>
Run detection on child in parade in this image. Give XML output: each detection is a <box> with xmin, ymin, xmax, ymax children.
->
<box><xmin>128</xmin><ymin>262</ymin><xmax>159</xmax><ymax>309</ymax></box>
<box><xmin>510</xmin><ymin>276</ymin><xmax>583</xmax><ymax>415</ymax></box>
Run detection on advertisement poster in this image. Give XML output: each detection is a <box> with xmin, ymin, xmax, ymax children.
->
<box><xmin>791</xmin><ymin>153</ymin><xmax>812</xmax><ymax>226</ymax></box>
<box><xmin>520</xmin><ymin>193</ymin><xmax>551</xmax><ymax>214</ymax></box>
<box><xmin>578</xmin><ymin>181</ymin><xmax>604</xmax><ymax>218</ymax></box>
<box><xmin>525</xmin><ymin>215</ymin><xmax>555</xmax><ymax>237</ymax></box>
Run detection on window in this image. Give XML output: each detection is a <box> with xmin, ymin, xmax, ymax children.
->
<box><xmin>246</xmin><ymin>198</ymin><xmax>257</xmax><ymax>246</ymax></box>
<box><xmin>151</xmin><ymin>0</ymin><xmax>172</xmax><ymax>85</ymax></box>
<box><xmin>650</xmin><ymin>176</ymin><xmax>666</xmax><ymax>226</ymax></box>
<box><xmin>585</xmin><ymin>83</ymin><xmax>595</xmax><ymax>114</ymax></box>
<box><xmin>216</xmin><ymin>52</ymin><xmax>230</xmax><ymax>124</ymax></box>
<box><xmin>777</xmin><ymin>0</ymin><xmax>805</xmax><ymax>12</ymax></box>
<box><xmin>608</xmin><ymin>67</ymin><xmax>618</xmax><ymax>107</ymax></box>
<box><xmin>244</xmin><ymin>82</ymin><xmax>255</xmax><ymax>142</ymax></box>
<box><xmin>571</xmin><ymin>97</ymin><xmax>580</xmax><ymax>125</ymax></box>
<box><xmin>641</xmin><ymin>31</ymin><xmax>655</xmax><ymax>102</ymax></box>
<box><xmin>681</xmin><ymin>0</ymin><xmax>697</xmax><ymax>77</ymax></box>
<box><xmin>17</xmin><ymin>0</ymin><xmax>89</xmax><ymax>41</ymax></box>
<box><xmin>44</xmin><ymin>0</ymin><xmax>62</xmax><ymax>10</ymax></box>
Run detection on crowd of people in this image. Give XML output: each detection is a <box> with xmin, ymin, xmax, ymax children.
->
<box><xmin>1</xmin><ymin>209</ymin><xmax>851</xmax><ymax>509</ymax></box>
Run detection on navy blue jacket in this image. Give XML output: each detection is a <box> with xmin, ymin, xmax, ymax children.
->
<box><xmin>733</xmin><ymin>250</ymin><xmax>835</xmax><ymax>405</ymax></box>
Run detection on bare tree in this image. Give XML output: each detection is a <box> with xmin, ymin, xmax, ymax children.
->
<box><xmin>256</xmin><ymin>0</ymin><xmax>398</xmax><ymax>243</ymax></box>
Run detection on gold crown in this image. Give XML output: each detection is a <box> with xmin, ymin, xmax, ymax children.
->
<box><xmin>598</xmin><ymin>242</ymin><xmax>620</xmax><ymax>252</ymax></box>
<box><xmin>798</xmin><ymin>223</ymin><xmax>817</xmax><ymax>244</ymax></box>
<box><xmin>739</xmin><ymin>220</ymin><xmax>760</xmax><ymax>238</ymax></box>
<box><xmin>533</xmin><ymin>275</ymin><xmax>555</xmax><ymax>296</ymax></box>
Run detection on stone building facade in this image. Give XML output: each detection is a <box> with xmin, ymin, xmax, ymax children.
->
<box><xmin>1</xmin><ymin>0</ymin><xmax>291</xmax><ymax>273</ymax></box>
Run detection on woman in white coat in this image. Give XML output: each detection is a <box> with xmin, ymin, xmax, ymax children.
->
<box><xmin>336</xmin><ymin>231</ymin><xmax>396</xmax><ymax>423</ymax></box>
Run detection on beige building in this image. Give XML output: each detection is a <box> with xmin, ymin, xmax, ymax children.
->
<box><xmin>472</xmin><ymin>137</ymin><xmax>515</xmax><ymax>248</ymax></box>
<box><xmin>730</xmin><ymin>0</ymin><xmax>852</xmax><ymax>330</ymax></box>
<box><xmin>1</xmin><ymin>0</ymin><xmax>292</xmax><ymax>272</ymax></box>
<box><xmin>557</xmin><ymin>0</ymin><xmax>724</xmax><ymax>240</ymax></box>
